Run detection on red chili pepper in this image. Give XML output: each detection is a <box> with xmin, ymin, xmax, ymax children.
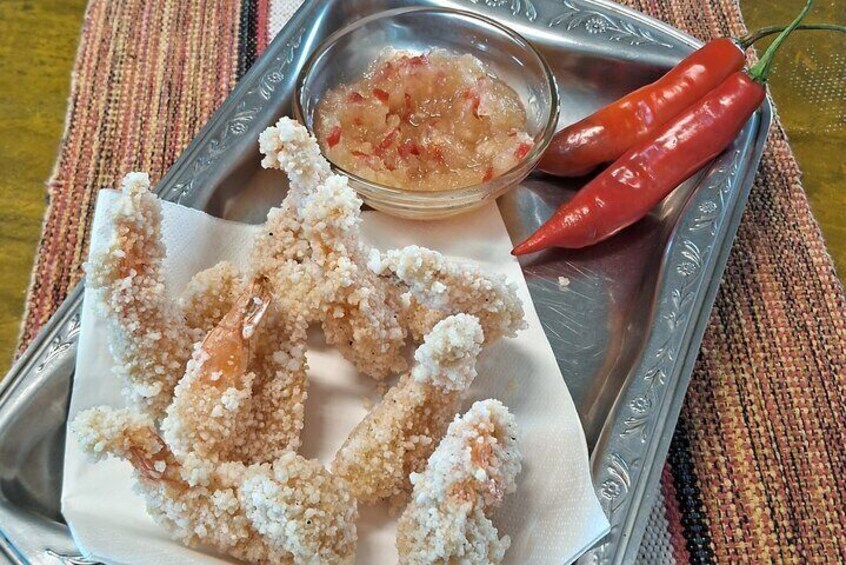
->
<box><xmin>407</xmin><ymin>53</ymin><xmax>429</xmax><ymax>68</ymax></box>
<box><xmin>403</xmin><ymin>93</ymin><xmax>414</xmax><ymax>119</ymax></box>
<box><xmin>538</xmin><ymin>38</ymin><xmax>745</xmax><ymax>177</ymax></box>
<box><xmin>463</xmin><ymin>87</ymin><xmax>482</xmax><ymax>118</ymax></box>
<box><xmin>513</xmin><ymin>0</ymin><xmax>813</xmax><ymax>255</ymax></box>
<box><xmin>514</xmin><ymin>74</ymin><xmax>764</xmax><ymax>253</ymax></box>
<box><xmin>377</xmin><ymin>128</ymin><xmax>399</xmax><ymax>151</ymax></box>
<box><xmin>536</xmin><ymin>21</ymin><xmax>846</xmax><ymax>178</ymax></box>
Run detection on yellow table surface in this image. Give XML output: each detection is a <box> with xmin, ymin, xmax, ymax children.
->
<box><xmin>0</xmin><ymin>0</ymin><xmax>842</xmax><ymax>374</ymax></box>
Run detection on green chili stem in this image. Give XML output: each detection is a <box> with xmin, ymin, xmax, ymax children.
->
<box><xmin>739</xmin><ymin>24</ymin><xmax>846</xmax><ymax>49</ymax></box>
<box><xmin>748</xmin><ymin>0</ymin><xmax>815</xmax><ymax>83</ymax></box>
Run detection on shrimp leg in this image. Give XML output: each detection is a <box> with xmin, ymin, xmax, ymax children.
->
<box><xmin>397</xmin><ymin>399</ymin><xmax>521</xmax><ymax>565</ymax></box>
<box><xmin>85</xmin><ymin>172</ymin><xmax>192</xmax><ymax>421</ymax></box>
<box><xmin>332</xmin><ymin>314</ymin><xmax>484</xmax><ymax>502</ymax></box>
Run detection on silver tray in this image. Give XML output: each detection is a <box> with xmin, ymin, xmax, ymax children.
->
<box><xmin>0</xmin><ymin>0</ymin><xmax>770</xmax><ymax>563</ymax></box>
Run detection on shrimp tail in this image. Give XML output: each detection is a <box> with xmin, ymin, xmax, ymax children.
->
<box><xmin>162</xmin><ymin>276</ymin><xmax>273</xmax><ymax>463</ymax></box>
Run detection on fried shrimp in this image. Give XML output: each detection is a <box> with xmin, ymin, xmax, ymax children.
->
<box><xmin>85</xmin><ymin>173</ymin><xmax>193</xmax><ymax>421</ymax></box>
<box><xmin>256</xmin><ymin>117</ymin><xmax>408</xmax><ymax>379</ymax></box>
<box><xmin>300</xmin><ymin>178</ymin><xmax>408</xmax><ymax>379</ymax></box>
<box><xmin>162</xmin><ymin>276</ymin><xmax>272</xmax><ymax>464</ymax></box>
<box><xmin>79</xmin><ymin>118</ymin><xmax>530</xmax><ymax>561</ymax></box>
<box><xmin>332</xmin><ymin>314</ymin><xmax>484</xmax><ymax>502</ymax></box>
<box><xmin>230</xmin><ymin>301</ymin><xmax>309</xmax><ymax>462</ymax></box>
<box><xmin>73</xmin><ymin>407</ymin><xmax>358</xmax><ymax>564</ymax></box>
<box><xmin>397</xmin><ymin>399</ymin><xmax>521</xmax><ymax>565</ymax></box>
<box><xmin>370</xmin><ymin>245</ymin><xmax>527</xmax><ymax>343</ymax></box>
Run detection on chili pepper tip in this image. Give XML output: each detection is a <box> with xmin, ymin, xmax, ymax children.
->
<box><xmin>512</xmin><ymin>233</ymin><xmax>548</xmax><ymax>256</ymax></box>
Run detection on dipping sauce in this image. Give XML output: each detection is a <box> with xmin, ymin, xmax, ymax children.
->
<box><xmin>314</xmin><ymin>49</ymin><xmax>534</xmax><ymax>191</ymax></box>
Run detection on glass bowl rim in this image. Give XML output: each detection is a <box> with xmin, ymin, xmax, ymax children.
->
<box><xmin>292</xmin><ymin>6</ymin><xmax>560</xmax><ymax>201</ymax></box>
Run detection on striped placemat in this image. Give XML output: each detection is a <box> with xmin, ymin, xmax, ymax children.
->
<box><xmin>19</xmin><ymin>0</ymin><xmax>845</xmax><ymax>562</ymax></box>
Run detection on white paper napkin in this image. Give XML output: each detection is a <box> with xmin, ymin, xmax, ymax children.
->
<box><xmin>62</xmin><ymin>188</ymin><xmax>609</xmax><ymax>564</ymax></box>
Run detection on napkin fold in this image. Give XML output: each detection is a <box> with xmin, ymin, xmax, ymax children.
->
<box><xmin>62</xmin><ymin>188</ymin><xmax>609</xmax><ymax>564</ymax></box>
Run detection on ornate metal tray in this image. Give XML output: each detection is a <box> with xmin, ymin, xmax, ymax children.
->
<box><xmin>0</xmin><ymin>0</ymin><xmax>770</xmax><ymax>563</ymax></box>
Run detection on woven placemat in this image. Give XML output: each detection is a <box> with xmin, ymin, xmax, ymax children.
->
<box><xmin>19</xmin><ymin>0</ymin><xmax>845</xmax><ymax>562</ymax></box>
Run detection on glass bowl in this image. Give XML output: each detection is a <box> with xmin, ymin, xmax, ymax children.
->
<box><xmin>294</xmin><ymin>7</ymin><xmax>559</xmax><ymax>220</ymax></box>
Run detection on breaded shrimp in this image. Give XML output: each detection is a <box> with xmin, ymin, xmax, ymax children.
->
<box><xmin>252</xmin><ymin>117</ymin><xmax>334</xmax><ymax>319</ymax></box>
<box><xmin>179</xmin><ymin>261</ymin><xmax>244</xmax><ymax>341</ymax></box>
<box><xmin>332</xmin><ymin>314</ymin><xmax>484</xmax><ymax>502</ymax></box>
<box><xmin>300</xmin><ymin>178</ymin><xmax>408</xmax><ymax>379</ymax></box>
<box><xmin>162</xmin><ymin>276</ymin><xmax>271</xmax><ymax>464</ymax></box>
<box><xmin>73</xmin><ymin>407</ymin><xmax>357</xmax><ymax>564</ymax></box>
<box><xmin>371</xmin><ymin>245</ymin><xmax>527</xmax><ymax>343</ymax></box>
<box><xmin>256</xmin><ymin>119</ymin><xmax>408</xmax><ymax>379</ymax></box>
<box><xmin>85</xmin><ymin>173</ymin><xmax>193</xmax><ymax>421</ymax></box>
<box><xmin>230</xmin><ymin>301</ymin><xmax>309</xmax><ymax>462</ymax></box>
<box><xmin>397</xmin><ymin>399</ymin><xmax>521</xmax><ymax>565</ymax></box>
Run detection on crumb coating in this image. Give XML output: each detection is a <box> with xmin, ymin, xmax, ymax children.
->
<box><xmin>85</xmin><ymin>173</ymin><xmax>192</xmax><ymax>421</ymax></box>
<box><xmin>411</xmin><ymin>313</ymin><xmax>485</xmax><ymax>392</ymax></box>
<box><xmin>73</xmin><ymin>407</ymin><xmax>356</xmax><ymax>564</ymax></box>
<box><xmin>332</xmin><ymin>315</ymin><xmax>483</xmax><ymax>502</ymax></box>
<box><xmin>231</xmin><ymin>301</ymin><xmax>308</xmax><ymax>461</ymax></box>
<box><xmin>256</xmin><ymin>117</ymin><xmax>408</xmax><ymax>379</ymax></box>
<box><xmin>373</xmin><ymin>245</ymin><xmax>527</xmax><ymax>343</ymax></box>
<box><xmin>258</xmin><ymin>117</ymin><xmax>332</xmax><ymax>204</ymax></box>
<box><xmin>397</xmin><ymin>399</ymin><xmax>521</xmax><ymax>564</ymax></box>
<box><xmin>179</xmin><ymin>261</ymin><xmax>244</xmax><ymax>342</ymax></box>
<box><xmin>163</xmin><ymin>278</ymin><xmax>308</xmax><ymax>465</ymax></box>
<box><xmin>240</xmin><ymin>451</ymin><xmax>358</xmax><ymax>563</ymax></box>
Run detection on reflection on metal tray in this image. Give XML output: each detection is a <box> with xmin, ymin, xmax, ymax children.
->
<box><xmin>0</xmin><ymin>0</ymin><xmax>770</xmax><ymax>563</ymax></box>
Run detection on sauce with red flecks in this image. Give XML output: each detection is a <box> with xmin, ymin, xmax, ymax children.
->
<box><xmin>315</xmin><ymin>49</ymin><xmax>534</xmax><ymax>191</ymax></box>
